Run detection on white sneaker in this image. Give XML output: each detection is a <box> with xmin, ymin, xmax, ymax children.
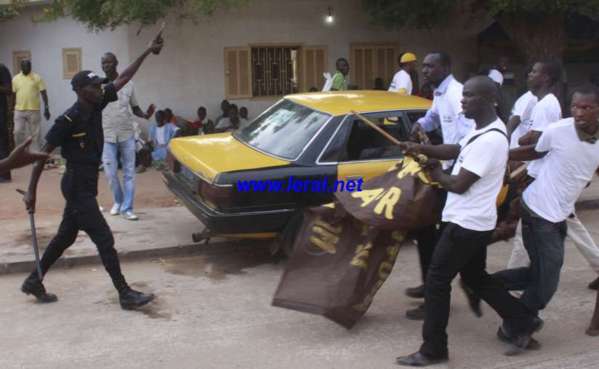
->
<box><xmin>122</xmin><ymin>211</ymin><xmax>139</xmax><ymax>221</ymax></box>
<box><xmin>110</xmin><ymin>204</ymin><xmax>121</xmax><ymax>216</ymax></box>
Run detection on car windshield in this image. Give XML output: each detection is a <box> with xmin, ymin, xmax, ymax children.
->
<box><xmin>233</xmin><ymin>99</ymin><xmax>331</xmax><ymax>160</ymax></box>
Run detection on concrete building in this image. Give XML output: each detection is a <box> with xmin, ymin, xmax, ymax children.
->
<box><xmin>0</xmin><ymin>0</ymin><xmax>487</xmax><ymax>135</ymax></box>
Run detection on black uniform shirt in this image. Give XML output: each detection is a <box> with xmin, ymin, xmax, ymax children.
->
<box><xmin>46</xmin><ymin>83</ymin><xmax>118</xmax><ymax>197</ymax></box>
<box><xmin>0</xmin><ymin>64</ymin><xmax>11</xmax><ymax>118</ymax></box>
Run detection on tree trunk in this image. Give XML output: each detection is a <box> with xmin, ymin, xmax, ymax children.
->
<box><xmin>588</xmin><ymin>290</ymin><xmax>599</xmax><ymax>337</ymax></box>
<box><xmin>498</xmin><ymin>13</ymin><xmax>566</xmax><ymax>63</ymax></box>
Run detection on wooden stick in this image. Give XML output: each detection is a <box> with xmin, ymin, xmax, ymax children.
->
<box><xmin>350</xmin><ymin>111</ymin><xmax>401</xmax><ymax>146</ymax></box>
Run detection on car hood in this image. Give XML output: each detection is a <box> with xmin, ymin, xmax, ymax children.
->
<box><xmin>169</xmin><ymin>133</ymin><xmax>290</xmax><ymax>183</ymax></box>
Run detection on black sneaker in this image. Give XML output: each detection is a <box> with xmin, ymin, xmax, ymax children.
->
<box><xmin>21</xmin><ymin>274</ymin><xmax>58</xmax><ymax>303</ymax></box>
<box><xmin>405</xmin><ymin>285</ymin><xmax>425</xmax><ymax>299</ymax></box>
<box><xmin>589</xmin><ymin>277</ymin><xmax>599</xmax><ymax>290</ymax></box>
<box><xmin>119</xmin><ymin>288</ymin><xmax>154</xmax><ymax>310</ymax></box>
<box><xmin>405</xmin><ymin>304</ymin><xmax>426</xmax><ymax>321</ymax></box>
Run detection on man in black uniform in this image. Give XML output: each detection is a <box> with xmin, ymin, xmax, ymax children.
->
<box><xmin>21</xmin><ymin>33</ymin><xmax>164</xmax><ymax>310</ymax></box>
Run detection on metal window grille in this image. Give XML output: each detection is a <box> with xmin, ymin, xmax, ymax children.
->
<box><xmin>251</xmin><ymin>47</ymin><xmax>298</xmax><ymax>97</ymax></box>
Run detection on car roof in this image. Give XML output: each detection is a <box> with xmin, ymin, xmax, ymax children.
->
<box><xmin>285</xmin><ymin>90</ymin><xmax>431</xmax><ymax>116</ymax></box>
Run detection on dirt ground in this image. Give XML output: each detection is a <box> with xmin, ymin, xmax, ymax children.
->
<box><xmin>0</xmin><ymin>164</ymin><xmax>178</xmax><ymax>221</ymax></box>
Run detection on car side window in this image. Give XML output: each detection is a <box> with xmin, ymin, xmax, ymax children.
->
<box><xmin>319</xmin><ymin>112</ymin><xmax>409</xmax><ymax>163</ymax></box>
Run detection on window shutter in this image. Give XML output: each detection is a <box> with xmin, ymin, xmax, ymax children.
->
<box><xmin>299</xmin><ymin>46</ymin><xmax>327</xmax><ymax>92</ymax></box>
<box><xmin>62</xmin><ymin>48</ymin><xmax>82</xmax><ymax>79</ymax></box>
<box><xmin>224</xmin><ymin>47</ymin><xmax>252</xmax><ymax>99</ymax></box>
<box><xmin>350</xmin><ymin>43</ymin><xmax>399</xmax><ymax>90</ymax></box>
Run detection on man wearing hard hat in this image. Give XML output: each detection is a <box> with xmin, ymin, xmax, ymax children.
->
<box><xmin>389</xmin><ymin>52</ymin><xmax>417</xmax><ymax>95</ymax></box>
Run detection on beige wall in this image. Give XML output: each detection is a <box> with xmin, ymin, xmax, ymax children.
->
<box><xmin>127</xmin><ymin>0</ymin><xmax>480</xmax><ymax>121</ymax></box>
<box><xmin>1</xmin><ymin>0</ymin><xmax>481</xmax><ymax>125</ymax></box>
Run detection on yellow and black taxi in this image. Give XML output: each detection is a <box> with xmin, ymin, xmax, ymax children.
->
<box><xmin>163</xmin><ymin>91</ymin><xmax>431</xmax><ymax>242</ymax></box>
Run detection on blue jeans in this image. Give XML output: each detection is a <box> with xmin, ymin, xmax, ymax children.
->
<box><xmin>493</xmin><ymin>202</ymin><xmax>567</xmax><ymax>315</ymax></box>
<box><xmin>102</xmin><ymin>137</ymin><xmax>136</xmax><ymax>213</ymax></box>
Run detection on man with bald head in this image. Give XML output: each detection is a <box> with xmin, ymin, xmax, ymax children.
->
<box><xmin>101</xmin><ymin>52</ymin><xmax>155</xmax><ymax>221</ymax></box>
<box><xmin>396</xmin><ymin>76</ymin><xmax>542</xmax><ymax>366</ymax></box>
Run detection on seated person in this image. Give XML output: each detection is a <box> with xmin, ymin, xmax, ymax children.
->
<box><xmin>149</xmin><ymin>110</ymin><xmax>177</xmax><ymax>162</ymax></box>
<box><xmin>215</xmin><ymin>104</ymin><xmax>240</xmax><ymax>132</ymax></box>
<box><xmin>189</xmin><ymin>106</ymin><xmax>214</xmax><ymax>135</ymax></box>
<box><xmin>239</xmin><ymin>106</ymin><xmax>250</xmax><ymax>129</ymax></box>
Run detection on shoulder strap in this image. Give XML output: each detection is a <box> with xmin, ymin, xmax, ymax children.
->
<box><xmin>462</xmin><ymin>128</ymin><xmax>507</xmax><ymax>150</ymax></box>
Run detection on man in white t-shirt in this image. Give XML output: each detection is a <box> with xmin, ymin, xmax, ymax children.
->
<box><xmin>494</xmin><ymin>85</ymin><xmax>599</xmax><ymax>320</ymax></box>
<box><xmin>402</xmin><ymin>52</ymin><xmax>475</xmax><ymax>320</ymax></box>
<box><xmin>507</xmin><ymin>91</ymin><xmax>537</xmax><ymax>149</ymax></box>
<box><xmin>388</xmin><ymin>52</ymin><xmax>417</xmax><ymax>95</ymax></box>
<box><xmin>397</xmin><ymin>76</ymin><xmax>541</xmax><ymax>367</ymax></box>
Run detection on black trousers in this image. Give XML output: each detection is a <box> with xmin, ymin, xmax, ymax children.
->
<box><xmin>0</xmin><ymin>111</ymin><xmax>11</xmax><ymax>179</ymax></box>
<box><xmin>35</xmin><ymin>189</ymin><xmax>128</xmax><ymax>292</ymax></box>
<box><xmin>415</xmin><ymin>224</ymin><xmax>438</xmax><ymax>283</ymax></box>
<box><xmin>414</xmin><ymin>191</ymin><xmax>447</xmax><ymax>283</ymax></box>
<box><xmin>419</xmin><ymin>222</ymin><xmax>535</xmax><ymax>358</ymax></box>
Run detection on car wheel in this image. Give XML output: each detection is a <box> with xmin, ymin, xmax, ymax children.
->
<box><xmin>278</xmin><ymin>211</ymin><xmax>304</xmax><ymax>257</ymax></box>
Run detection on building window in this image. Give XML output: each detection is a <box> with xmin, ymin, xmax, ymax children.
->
<box><xmin>224</xmin><ymin>45</ymin><xmax>327</xmax><ymax>100</ymax></box>
<box><xmin>251</xmin><ymin>46</ymin><xmax>299</xmax><ymax>97</ymax></box>
<box><xmin>12</xmin><ymin>50</ymin><xmax>31</xmax><ymax>75</ymax></box>
<box><xmin>350</xmin><ymin>43</ymin><xmax>399</xmax><ymax>90</ymax></box>
<box><xmin>62</xmin><ymin>48</ymin><xmax>82</xmax><ymax>79</ymax></box>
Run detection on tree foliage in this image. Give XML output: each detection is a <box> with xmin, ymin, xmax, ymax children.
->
<box><xmin>1</xmin><ymin>0</ymin><xmax>249</xmax><ymax>30</ymax></box>
<box><xmin>362</xmin><ymin>0</ymin><xmax>599</xmax><ymax>60</ymax></box>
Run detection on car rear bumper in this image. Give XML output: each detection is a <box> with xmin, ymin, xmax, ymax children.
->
<box><xmin>162</xmin><ymin>171</ymin><xmax>295</xmax><ymax>234</ymax></box>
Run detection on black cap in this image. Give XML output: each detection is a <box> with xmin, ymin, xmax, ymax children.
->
<box><xmin>71</xmin><ymin>70</ymin><xmax>108</xmax><ymax>90</ymax></box>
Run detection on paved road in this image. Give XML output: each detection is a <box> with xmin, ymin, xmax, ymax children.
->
<box><xmin>2</xmin><ymin>217</ymin><xmax>599</xmax><ymax>369</ymax></box>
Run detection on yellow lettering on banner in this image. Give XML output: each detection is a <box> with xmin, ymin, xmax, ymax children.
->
<box><xmin>309</xmin><ymin>224</ymin><xmax>341</xmax><ymax>254</ymax></box>
<box><xmin>352</xmin><ymin>188</ymin><xmax>384</xmax><ymax>208</ymax></box>
<box><xmin>391</xmin><ymin>231</ymin><xmax>405</xmax><ymax>243</ymax></box>
<box><xmin>373</xmin><ymin>187</ymin><xmax>401</xmax><ymax>220</ymax></box>
<box><xmin>396</xmin><ymin>157</ymin><xmax>434</xmax><ymax>185</ymax></box>
<box><xmin>313</xmin><ymin>219</ymin><xmax>342</xmax><ymax>234</ymax></box>
<box><xmin>352</xmin><ymin>279</ymin><xmax>384</xmax><ymax>312</ymax></box>
<box><xmin>309</xmin><ymin>236</ymin><xmax>337</xmax><ymax>254</ymax></box>
<box><xmin>378</xmin><ymin>261</ymin><xmax>393</xmax><ymax>279</ymax></box>
<box><xmin>397</xmin><ymin>157</ymin><xmax>421</xmax><ymax>179</ymax></box>
<box><xmin>350</xmin><ymin>242</ymin><xmax>373</xmax><ymax>270</ymax></box>
<box><xmin>387</xmin><ymin>245</ymin><xmax>400</xmax><ymax>259</ymax></box>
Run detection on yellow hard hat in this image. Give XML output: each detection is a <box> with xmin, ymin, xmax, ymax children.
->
<box><xmin>400</xmin><ymin>52</ymin><xmax>417</xmax><ymax>64</ymax></box>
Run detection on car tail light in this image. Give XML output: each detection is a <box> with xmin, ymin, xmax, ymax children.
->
<box><xmin>198</xmin><ymin>181</ymin><xmax>234</xmax><ymax>210</ymax></box>
<box><xmin>166</xmin><ymin>150</ymin><xmax>180</xmax><ymax>173</ymax></box>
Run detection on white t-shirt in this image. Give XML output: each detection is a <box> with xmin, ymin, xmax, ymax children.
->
<box><xmin>526</xmin><ymin>93</ymin><xmax>562</xmax><ymax>178</ymax></box>
<box><xmin>510</xmin><ymin>91</ymin><xmax>538</xmax><ymax>149</ymax></box>
<box><xmin>523</xmin><ymin>118</ymin><xmax>599</xmax><ymax>223</ymax></box>
<box><xmin>388</xmin><ymin>69</ymin><xmax>413</xmax><ymax>95</ymax></box>
<box><xmin>442</xmin><ymin>119</ymin><xmax>508</xmax><ymax>231</ymax></box>
<box><xmin>155</xmin><ymin>126</ymin><xmax>167</xmax><ymax>146</ymax></box>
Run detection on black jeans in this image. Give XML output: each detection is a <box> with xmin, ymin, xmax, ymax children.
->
<box><xmin>420</xmin><ymin>222</ymin><xmax>535</xmax><ymax>358</ymax></box>
<box><xmin>493</xmin><ymin>202</ymin><xmax>567</xmax><ymax>315</ymax></box>
<box><xmin>414</xmin><ymin>191</ymin><xmax>447</xmax><ymax>283</ymax></box>
<box><xmin>415</xmin><ymin>224</ymin><xmax>439</xmax><ymax>283</ymax></box>
<box><xmin>35</xmin><ymin>193</ymin><xmax>128</xmax><ymax>292</ymax></box>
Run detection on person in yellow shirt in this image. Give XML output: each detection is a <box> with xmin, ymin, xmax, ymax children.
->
<box><xmin>12</xmin><ymin>60</ymin><xmax>51</xmax><ymax>151</ymax></box>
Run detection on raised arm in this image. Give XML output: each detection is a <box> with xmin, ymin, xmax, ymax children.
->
<box><xmin>113</xmin><ymin>32</ymin><xmax>164</xmax><ymax>91</ymax></box>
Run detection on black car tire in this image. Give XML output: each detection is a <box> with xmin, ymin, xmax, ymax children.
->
<box><xmin>278</xmin><ymin>211</ymin><xmax>304</xmax><ymax>257</ymax></box>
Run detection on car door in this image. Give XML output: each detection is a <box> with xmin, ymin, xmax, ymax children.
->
<box><xmin>317</xmin><ymin>111</ymin><xmax>412</xmax><ymax>188</ymax></box>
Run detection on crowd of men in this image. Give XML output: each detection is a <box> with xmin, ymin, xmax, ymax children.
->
<box><xmin>378</xmin><ymin>52</ymin><xmax>599</xmax><ymax>366</ymax></box>
<box><xmin>2</xmin><ymin>29</ymin><xmax>599</xmax><ymax>366</ymax></box>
